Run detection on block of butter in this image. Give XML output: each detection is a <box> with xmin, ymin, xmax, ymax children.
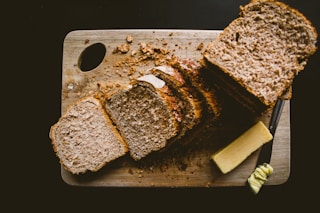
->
<box><xmin>211</xmin><ymin>121</ymin><xmax>273</xmax><ymax>174</ymax></box>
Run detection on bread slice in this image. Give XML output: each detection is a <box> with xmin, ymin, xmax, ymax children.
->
<box><xmin>49</xmin><ymin>96</ymin><xmax>128</xmax><ymax>174</ymax></box>
<box><xmin>105</xmin><ymin>75</ymin><xmax>180</xmax><ymax>160</ymax></box>
<box><xmin>171</xmin><ymin>57</ymin><xmax>222</xmax><ymax>124</ymax></box>
<box><xmin>150</xmin><ymin>65</ymin><xmax>203</xmax><ymax>135</ymax></box>
<box><xmin>202</xmin><ymin>0</ymin><xmax>318</xmax><ymax>114</ymax></box>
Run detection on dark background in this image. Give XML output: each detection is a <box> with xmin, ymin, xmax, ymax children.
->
<box><xmin>6</xmin><ymin>0</ymin><xmax>319</xmax><ymax>211</ymax></box>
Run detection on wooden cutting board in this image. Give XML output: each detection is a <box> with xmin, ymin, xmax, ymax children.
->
<box><xmin>60</xmin><ymin>29</ymin><xmax>290</xmax><ymax>187</ymax></box>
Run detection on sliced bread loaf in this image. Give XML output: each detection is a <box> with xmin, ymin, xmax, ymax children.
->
<box><xmin>202</xmin><ymin>0</ymin><xmax>318</xmax><ymax>113</ymax></box>
<box><xmin>150</xmin><ymin>65</ymin><xmax>203</xmax><ymax>135</ymax></box>
<box><xmin>49</xmin><ymin>96</ymin><xmax>128</xmax><ymax>174</ymax></box>
<box><xmin>171</xmin><ymin>58</ymin><xmax>222</xmax><ymax>124</ymax></box>
<box><xmin>105</xmin><ymin>75</ymin><xmax>181</xmax><ymax>160</ymax></box>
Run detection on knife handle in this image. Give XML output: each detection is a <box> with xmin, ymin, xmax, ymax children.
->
<box><xmin>269</xmin><ymin>99</ymin><xmax>285</xmax><ymax>135</ymax></box>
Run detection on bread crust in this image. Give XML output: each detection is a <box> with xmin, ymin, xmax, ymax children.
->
<box><xmin>150</xmin><ymin>65</ymin><xmax>203</xmax><ymax>128</ymax></box>
<box><xmin>246</xmin><ymin>0</ymin><xmax>318</xmax><ymax>45</ymax></box>
<box><xmin>171</xmin><ymin>57</ymin><xmax>222</xmax><ymax>119</ymax></box>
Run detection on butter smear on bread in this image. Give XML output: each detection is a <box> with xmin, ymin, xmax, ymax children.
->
<box><xmin>211</xmin><ymin>121</ymin><xmax>273</xmax><ymax>174</ymax></box>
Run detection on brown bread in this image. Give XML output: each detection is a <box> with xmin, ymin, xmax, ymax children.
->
<box><xmin>150</xmin><ymin>65</ymin><xmax>203</xmax><ymax>133</ymax></box>
<box><xmin>49</xmin><ymin>96</ymin><xmax>128</xmax><ymax>174</ymax></box>
<box><xmin>202</xmin><ymin>0</ymin><xmax>317</xmax><ymax>114</ymax></box>
<box><xmin>105</xmin><ymin>75</ymin><xmax>181</xmax><ymax>160</ymax></box>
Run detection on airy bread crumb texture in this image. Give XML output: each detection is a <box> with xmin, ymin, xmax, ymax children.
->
<box><xmin>50</xmin><ymin>96</ymin><xmax>128</xmax><ymax>174</ymax></box>
<box><xmin>105</xmin><ymin>83</ymin><xmax>179</xmax><ymax>161</ymax></box>
<box><xmin>203</xmin><ymin>0</ymin><xmax>317</xmax><ymax>109</ymax></box>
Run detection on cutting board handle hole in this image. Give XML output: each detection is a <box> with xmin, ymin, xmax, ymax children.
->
<box><xmin>78</xmin><ymin>43</ymin><xmax>106</xmax><ymax>72</ymax></box>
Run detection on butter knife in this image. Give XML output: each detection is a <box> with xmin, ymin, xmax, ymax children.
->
<box><xmin>247</xmin><ymin>98</ymin><xmax>285</xmax><ymax>194</ymax></box>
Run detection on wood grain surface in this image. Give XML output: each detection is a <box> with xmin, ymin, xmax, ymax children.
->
<box><xmin>60</xmin><ymin>29</ymin><xmax>290</xmax><ymax>187</ymax></box>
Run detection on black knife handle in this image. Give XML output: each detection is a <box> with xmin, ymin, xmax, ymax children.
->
<box><xmin>268</xmin><ymin>99</ymin><xmax>285</xmax><ymax>136</ymax></box>
<box><xmin>256</xmin><ymin>99</ymin><xmax>285</xmax><ymax>166</ymax></box>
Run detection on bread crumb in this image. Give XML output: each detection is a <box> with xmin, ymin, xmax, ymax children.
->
<box><xmin>205</xmin><ymin>182</ymin><xmax>212</xmax><ymax>187</ymax></box>
<box><xmin>197</xmin><ymin>42</ymin><xmax>204</xmax><ymax>50</ymax></box>
<box><xmin>162</xmin><ymin>39</ymin><xmax>168</xmax><ymax>46</ymax></box>
<box><xmin>131</xmin><ymin>50</ymin><xmax>137</xmax><ymax>56</ymax></box>
<box><xmin>160</xmin><ymin>164</ymin><xmax>168</xmax><ymax>172</ymax></box>
<box><xmin>149</xmin><ymin>166</ymin><xmax>155</xmax><ymax>172</ymax></box>
<box><xmin>67</xmin><ymin>82</ymin><xmax>75</xmax><ymax>90</ymax></box>
<box><xmin>126</xmin><ymin>35</ymin><xmax>133</xmax><ymax>43</ymax></box>
<box><xmin>139</xmin><ymin>42</ymin><xmax>154</xmax><ymax>55</ymax></box>
<box><xmin>128</xmin><ymin>168</ymin><xmax>134</xmax><ymax>175</ymax></box>
<box><xmin>113</xmin><ymin>43</ymin><xmax>130</xmax><ymax>54</ymax></box>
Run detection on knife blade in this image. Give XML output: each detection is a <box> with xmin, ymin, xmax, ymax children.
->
<box><xmin>247</xmin><ymin>98</ymin><xmax>285</xmax><ymax>194</ymax></box>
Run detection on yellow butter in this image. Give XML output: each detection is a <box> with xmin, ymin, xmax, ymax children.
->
<box><xmin>211</xmin><ymin>121</ymin><xmax>273</xmax><ymax>174</ymax></box>
<box><xmin>248</xmin><ymin>163</ymin><xmax>274</xmax><ymax>194</ymax></box>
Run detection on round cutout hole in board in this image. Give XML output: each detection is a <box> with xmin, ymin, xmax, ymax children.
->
<box><xmin>78</xmin><ymin>43</ymin><xmax>106</xmax><ymax>72</ymax></box>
